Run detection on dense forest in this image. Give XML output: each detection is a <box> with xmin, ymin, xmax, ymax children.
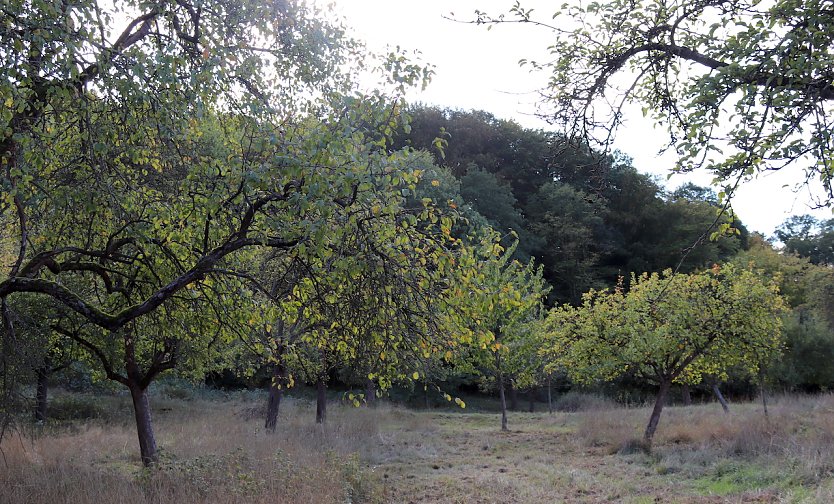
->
<box><xmin>395</xmin><ymin>106</ymin><xmax>749</xmax><ymax>304</ymax></box>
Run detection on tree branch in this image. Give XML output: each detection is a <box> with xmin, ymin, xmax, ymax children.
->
<box><xmin>52</xmin><ymin>325</ymin><xmax>129</xmax><ymax>386</ymax></box>
<box><xmin>76</xmin><ymin>10</ymin><xmax>159</xmax><ymax>89</ymax></box>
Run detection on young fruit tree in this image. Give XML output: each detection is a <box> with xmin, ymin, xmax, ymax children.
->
<box><xmin>545</xmin><ymin>264</ymin><xmax>785</xmax><ymax>442</ymax></box>
<box><xmin>241</xmin><ymin>168</ymin><xmax>462</xmax><ymax>427</ymax></box>
<box><xmin>450</xmin><ymin>235</ymin><xmax>550</xmax><ymax>431</ymax></box>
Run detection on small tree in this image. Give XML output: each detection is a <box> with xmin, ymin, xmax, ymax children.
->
<box><xmin>546</xmin><ymin>264</ymin><xmax>785</xmax><ymax>443</ymax></box>
<box><xmin>243</xmin><ymin>168</ymin><xmax>462</xmax><ymax>427</ymax></box>
<box><xmin>451</xmin><ymin>235</ymin><xmax>550</xmax><ymax>431</ymax></box>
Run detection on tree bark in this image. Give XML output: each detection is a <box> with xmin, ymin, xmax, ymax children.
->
<box><xmin>264</xmin><ymin>360</ymin><xmax>286</xmax><ymax>432</ymax></box>
<box><xmin>547</xmin><ymin>375</ymin><xmax>553</xmax><ymax>415</ymax></box>
<box><xmin>644</xmin><ymin>379</ymin><xmax>671</xmax><ymax>442</ymax></box>
<box><xmin>509</xmin><ymin>381</ymin><xmax>519</xmax><ymax>411</ymax></box>
<box><xmin>365</xmin><ymin>377</ymin><xmax>376</xmax><ymax>408</ymax></box>
<box><xmin>759</xmin><ymin>369</ymin><xmax>769</xmax><ymax>420</ymax></box>
<box><xmin>498</xmin><ymin>372</ymin><xmax>508</xmax><ymax>431</ymax></box>
<box><xmin>34</xmin><ymin>365</ymin><xmax>49</xmax><ymax>423</ymax></box>
<box><xmin>681</xmin><ymin>384</ymin><xmax>692</xmax><ymax>406</ymax></box>
<box><xmin>316</xmin><ymin>377</ymin><xmax>327</xmax><ymax>424</ymax></box>
<box><xmin>129</xmin><ymin>385</ymin><xmax>158</xmax><ymax>466</ymax></box>
<box><xmin>712</xmin><ymin>383</ymin><xmax>730</xmax><ymax>413</ymax></box>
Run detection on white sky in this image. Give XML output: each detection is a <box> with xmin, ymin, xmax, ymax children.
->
<box><xmin>332</xmin><ymin>0</ymin><xmax>831</xmax><ymax>235</ymax></box>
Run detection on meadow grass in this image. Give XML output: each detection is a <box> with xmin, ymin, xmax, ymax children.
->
<box><xmin>2</xmin><ymin>390</ymin><xmax>385</xmax><ymax>503</ymax></box>
<box><xmin>4</xmin><ymin>389</ymin><xmax>834</xmax><ymax>503</ymax></box>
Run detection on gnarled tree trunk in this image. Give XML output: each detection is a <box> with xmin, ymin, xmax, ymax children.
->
<box><xmin>712</xmin><ymin>383</ymin><xmax>730</xmax><ymax>413</ymax></box>
<box><xmin>129</xmin><ymin>384</ymin><xmax>158</xmax><ymax>465</ymax></box>
<box><xmin>365</xmin><ymin>377</ymin><xmax>376</xmax><ymax>408</ymax></box>
<box><xmin>644</xmin><ymin>379</ymin><xmax>671</xmax><ymax>442</ymax></box>
<box><xmin>365</xmin><ymin>378</ymin><xmax>376</xmax><ymax>408</ymax></box>
<box><xmin>264</xmin><ymin>358</ymin><xmax>286</xmax><ymax>432</ymax></box>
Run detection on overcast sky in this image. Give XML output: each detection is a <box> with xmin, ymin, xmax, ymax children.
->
<box><xmin>332</xmin><ymin>0</ymin><xmax>831</xmax><ymax>235</ymax></box>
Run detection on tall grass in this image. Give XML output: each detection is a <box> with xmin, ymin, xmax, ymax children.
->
<box><xmin>7</xmin><ymin>389</ymin><xmax>834</xmax><ymax>503</ymax></box>
<box><xmin>1</xmin><ymin>392</ymin><xmax>385</xmax><ymax>504</ymax></box>
<box><xmin>575</xmin><ymin>392</ymin><xmax>834</xmax><ymax>481</ymax></box>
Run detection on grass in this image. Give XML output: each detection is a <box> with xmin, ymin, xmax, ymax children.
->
<box><xmin>4</xmin><ymin>389</ymin><xmax>834</xmax><ymax>502</ymax></box>
<box><xmin>2</xmin><ymin>390</ymin><xmax>386</xmax><ymax>503</ymax></box>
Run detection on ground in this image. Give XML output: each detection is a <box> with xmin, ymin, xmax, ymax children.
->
<box><xmin>3</xmin><ymin>388</ymin><xmax>834</xmax><ymax>503</ymax></box>
<box><xmin>372</xmin><ymin>410</ymin><xmax>801</xmax><ymax>503</ymax></box>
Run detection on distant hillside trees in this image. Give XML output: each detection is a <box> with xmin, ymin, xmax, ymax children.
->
<box><xmin>775</xmin><ymin>215</ymin><xmax>834</xmax><ymax>266</ymax></box>
<box><xmin>396</xmin><ymin>106</ymin><xmax>748</xmax><ymax>304</ymax></box>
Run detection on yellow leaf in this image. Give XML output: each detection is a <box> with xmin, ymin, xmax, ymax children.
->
<box><xmin>412</xmin><ymin>371</ymin><xmax>420</xmax><ymax>380</ymax></box>
<box><xmin>431</xmin><ymin>180</ymin><xmax>440</xmax><ymax>187</ymax></box>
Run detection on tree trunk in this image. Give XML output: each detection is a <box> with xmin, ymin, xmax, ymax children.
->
<box><xmin>681</xmin><ymin>384</ymin><xmax>692</xmax><ymax>406</ymax></box>
<box><xmin>712</xmin><ymin>383</ymin><xmax>730</xmax><ymax>413</ymax></box>
<box><xmin>528</xmin><ymin>389</ymin><xmax>535</xmax><ymax>412</ymax></box>
<box><xmin>316</xmin><ymin>377</ymin><xmax>327</xmax><ymax>424</ymax></box>
<box><xmin>129</xmin><ymin>385</ymin><xmax>158</xmax><ymax>466</ymax></box>
<box><xmin>644</xmin><ymin>379</ymin><xmax>671</xmax><ymax>442</ymax></box>
<box><xmin>509</xmin><ymin>381</ymin><xmax>519</xmax><ymax>411</ymax></box>
<box><xmin>365</xmin><ymin>377</ymin><xmax>376</xmax><ymax>408</ymax></box>
<box><xmin>498</xmin><ymin>373</ymin><xmax>508</xmax><ymax>431</ymax></box>
<box><xmin>547</xmin><ymin>375</ymin><xmax>553</xmax><ymax>415</ymax></box>
<box><xmin>264</xmin><ymin>361</ymin><xmax>285</xmax><ymax>432</ymax></box>
<box><xmin>34</xmin><ymin>365</ymin><xmax>49</xmax><ymax>423</ymax></box>
<box><xmin>759</xmin><ymin>369</ymin><xmax>769</xmax><ymax>420</ymax></box>
<box><xmin>424</xmin><ymin>383</ymin><xmax>430</xmax><ymax>409</ymax></box>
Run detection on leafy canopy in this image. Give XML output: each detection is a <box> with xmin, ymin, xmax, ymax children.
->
<box><xmin>477</xmin><ymin>0</ymin><xmax>834</xmax><ymax>202</ymax></box>
<box><xmin>546</xmin><ymin>264</ymin><xmax>786</xmax><ymax>387</ymax></box>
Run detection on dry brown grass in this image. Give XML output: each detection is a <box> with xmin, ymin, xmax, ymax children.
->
<box><xmin>581</xmin><ymin>394</ymin><xmax>834</xmax><ymax>474</ymax></box>
<box><xmin>6</xmin><ymin>390</ymin><xmax>834</xmax><ymax>503</ymax></box>
<box><xmin>1</xmin><ymin>392</ymin><xmax>385</xmax><ymax>504</ymax></box>
<box><xmin>575</xmin><ymin>394</ymin><xmax>834</xmax><ymax>446</ymax></box>
<box><xmin>572</xmin><ymin>393</ymin><xmax>834</xmax><ymax>497</ymax></box>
